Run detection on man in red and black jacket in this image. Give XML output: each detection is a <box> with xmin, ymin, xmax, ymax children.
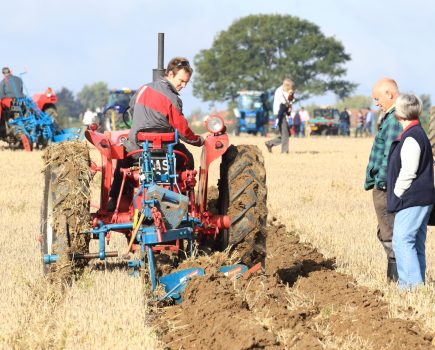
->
<box><xmin>124</xmin><ymin>57</ymin><xmax>203</xmax><ymax>163</ymax></box>
<box><xmin>108</xmin><ymin>57</ymin><xmax>203</xmax><ymax>209</ymax></box>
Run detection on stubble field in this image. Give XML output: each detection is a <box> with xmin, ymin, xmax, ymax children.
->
<box><xmin>1</xmin><ymin>135</ymin><xmax>435</xmax><ymax>349</ymax></box>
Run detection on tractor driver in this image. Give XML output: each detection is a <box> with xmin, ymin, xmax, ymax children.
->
<box><xmin>0</xmin><ymin>67</ymin><xmax>24</xmax><ymax>119</ymax></box>
<box><xmin>107</xmin><ymin>57</ymin><xmax>204</xmax><ymax>211</ymax></box>
<box><xmin>0</xmin><ymin>67</ymin><xmax>24</xmax><ymax>100</ymax></box>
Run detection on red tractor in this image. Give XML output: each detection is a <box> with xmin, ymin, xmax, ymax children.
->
<box><xmin>0</xmin><ymin>87</ymin><xmax>79</xmax><ymax>151</ymax></box>
<box><xmin>32</xmin><ymin>87</ymin><xmax>58</xmax><ymax>121</ymax></box>
<box><xmin>41</xmin><ymin>115</ymin><xmax>266</xmax><ymax>302</ymax></box>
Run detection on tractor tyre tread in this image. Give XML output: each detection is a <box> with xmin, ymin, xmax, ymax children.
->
<box><xmin>40</xmin><ymin>141</ymin><xmax>92</xmax><ymax>280</ymax></box>
<box><xmin>218</xmin><ymin>144</ymin><xmax>267</xmax><ymax>266</ymax></box>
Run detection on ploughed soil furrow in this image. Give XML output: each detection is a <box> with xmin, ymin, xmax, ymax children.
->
<box><xmin>153</xmin><ymin>223</ymin><xmax>434</xmax><ymax>349</ymax></box>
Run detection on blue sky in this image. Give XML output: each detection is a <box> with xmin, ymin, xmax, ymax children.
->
<box><xmin>2</xmin><ymin>0</ymin><xmax>435</xmax><ymax>114</ymax></box>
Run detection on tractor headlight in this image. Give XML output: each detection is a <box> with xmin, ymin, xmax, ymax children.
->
<box><xmin>205</xmin><ymin>115</ymin><xmax>225</xmax><ymax>133</ymax></box>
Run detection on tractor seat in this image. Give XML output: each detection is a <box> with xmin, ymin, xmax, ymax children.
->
<box><xmin>136</xmin><ymin>128</ymin><xmax>176</xmax><ymax>149</ymax></box>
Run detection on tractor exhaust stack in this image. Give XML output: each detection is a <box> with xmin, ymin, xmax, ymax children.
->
<box><xmin>153</xmin><ymin>32</ymin><xmax>165</xmax><ymax>82</ymax></box>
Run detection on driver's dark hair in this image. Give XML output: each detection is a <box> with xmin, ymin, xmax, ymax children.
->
<box><xmin>165</xmin><ymin>57</ymin><xmax>193</xmax><ymax>76</ymax></box>
<box><xmin>2</xmin><ymin>67</ymin><xmax>10</xmax><ymax>75</ymax></box>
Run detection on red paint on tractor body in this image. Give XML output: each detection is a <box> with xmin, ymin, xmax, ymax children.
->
<box><xmin>32</xmin><ymin>88</ymin><xmax>57</xmax><ymax>112</ymax></box>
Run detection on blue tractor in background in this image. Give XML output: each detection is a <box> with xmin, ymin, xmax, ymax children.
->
<box><xmin>99</xmin><ymin>88</ymin><xmax>136</xmax><ymax>131</ymax></box>
<box><xmin>233</xmin><ymin>91</ymin><xmax>271</xmax><ymax>136</ymax></box>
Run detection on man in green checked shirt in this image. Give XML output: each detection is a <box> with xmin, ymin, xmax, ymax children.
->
<box><xmin>364</xmin><ymin>78</ymin><xmax>402</xmax><ymax>282</ymax></box>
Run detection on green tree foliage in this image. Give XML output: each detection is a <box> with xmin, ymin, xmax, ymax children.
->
<box><xmin>335</xmin><ymin>95</ymin><xmax>372</xmax><ymax>111</ymax></box>
<box><xmin>419</xmin><ymin>94</ymin><xmax>431</xmax><ymax>115</ymax></box>
<box><xmin>56</xmin><ymin>87</ymin><xmax>83</xmax><ymax>120</ymax></box>
<box><xmin>419</xmin><ymin>94</ymin><xmax>431</xmax><ymax>132</ymax></box>
<box><xmin>77</xmin><ymin>81</ymin><xmax>109</xmax><ymax>110</ymax></box>
<box><xmin>193</xmin><ymin>14</ymin><xmax>356</xmax><ymax>102</ymax></box>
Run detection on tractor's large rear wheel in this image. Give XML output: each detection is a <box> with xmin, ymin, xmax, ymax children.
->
<box><xmin>40</xmin><ymin>141</ymin><xmax>92</xmax><ymax>281</ymax></box>
<box><xmin>218</xmin><ymin>145</ymin><xmax>267</xmax><ymax>265</ymax></box>
<box><xmin>44</xmin><ymin>106</ymin><xmax>59</xmax><ymax>124</ymax></box>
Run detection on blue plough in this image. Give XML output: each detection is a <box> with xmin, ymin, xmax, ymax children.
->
<box><xmin>6</xmin><ymin>96</ymin><xmax>82</xmax><ymax>150</ymax></box>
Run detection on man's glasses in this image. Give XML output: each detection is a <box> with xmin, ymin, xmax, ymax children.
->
<box><xmin>176</xmin><ymin>60</ymin><xmax>191</xmax><ymax>68</ymax></box>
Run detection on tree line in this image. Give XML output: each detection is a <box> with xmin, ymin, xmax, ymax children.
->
<box><xmin>331</xmin><ymin>94</ymin><xmax>431</xmax><ymax>115</ymax></box>
<box><xmin>55</xmin><ymin>82</ymin><xmax>109</xmax><ymax>123</ymax></box>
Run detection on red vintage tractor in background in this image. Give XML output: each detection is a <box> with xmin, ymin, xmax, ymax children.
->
<box><xmin>32</xmin><ymin>87</ymin><xmax>58</xmax><ymax>121</ymax></box>
<box><xmin>0</xmin><ymin>87</ymin><xmax>80</xmax><ymax>150</ymax></box>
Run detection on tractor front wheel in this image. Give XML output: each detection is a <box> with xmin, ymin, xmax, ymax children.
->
<box><xmin>218</xmin><ymin>145</ymin><xmax>267</xmax><ymax>265</ymax></box>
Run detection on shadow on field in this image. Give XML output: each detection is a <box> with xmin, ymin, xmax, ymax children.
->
<box><xmin>277</xmin><ymin>257</ymin><xmax>335</xmax><ymax>286</ymax></box>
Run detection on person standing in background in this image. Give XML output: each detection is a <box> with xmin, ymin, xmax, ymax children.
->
<box><xmin>82</xmin><ymin>108</ymin><xmax>96</xmax><ymax>128</ymax></box>
<box><xmin>339</xmin><ymin>108</ymin><xmax>350</xmax><ymax>136</ymax></box>
<box><xmin>365</xmin><ymin>108</ymin><xmax>374</xmax><ymax>136</ymax></box>
<box><xmin>355</xmin><ymin>110</ymin><xmax>366</xmax><ymax>137</ymax></box>
<box><xmin>387</xmin><ymin>94</ymin><xmax>435</xmax><ymax>289</ymax></box>
<box><xmin>265</xmin><ymin>78</ymin><xmax>295</xmax><ymax>153</ymax></box>
<box><xmin>364</xmin><ymin>78</ymin><xmax>402</xmax><ymax>282</ymax></box>
<box><xmin>293</xmin><ymin>110</ymin><xmax>301</xmax><ymax>137</ymax></box>
<box><xmin>298</xmin><ymin>106</ymin><xmax>310</xmax><ymax>137</ymax></box>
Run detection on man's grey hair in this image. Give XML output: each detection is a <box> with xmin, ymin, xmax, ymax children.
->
<box><xmin>395</xmin><ymin>93</ymin><xmax>422</xmax><ymax>120</ymax></box>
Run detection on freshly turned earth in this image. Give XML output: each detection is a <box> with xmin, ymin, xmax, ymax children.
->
<box><xmin>153</xmin><ymin>223</ymin><xmax>433</xmax><ymax>349</ymax></box>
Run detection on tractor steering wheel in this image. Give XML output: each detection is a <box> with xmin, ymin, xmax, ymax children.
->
<box><xmin>122</xmin><ymin>107</ymin><xmax>133</xmax><ymax>128</ymax></box>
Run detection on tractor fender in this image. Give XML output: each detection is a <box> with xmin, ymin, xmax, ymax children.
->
<box><xmin>197</xmin><ymin>133</ymin><xmax>229</xmax><ymax>213</ymax></box>
<box><xmin>85</xmin><ymin>130</ymin><xmax>112</xmax><ymax>160</ymax></box>
<box><xmin>41</xmin><ymin>103</ymin><xmax>57</xmax><ymax>113</ymax></box>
